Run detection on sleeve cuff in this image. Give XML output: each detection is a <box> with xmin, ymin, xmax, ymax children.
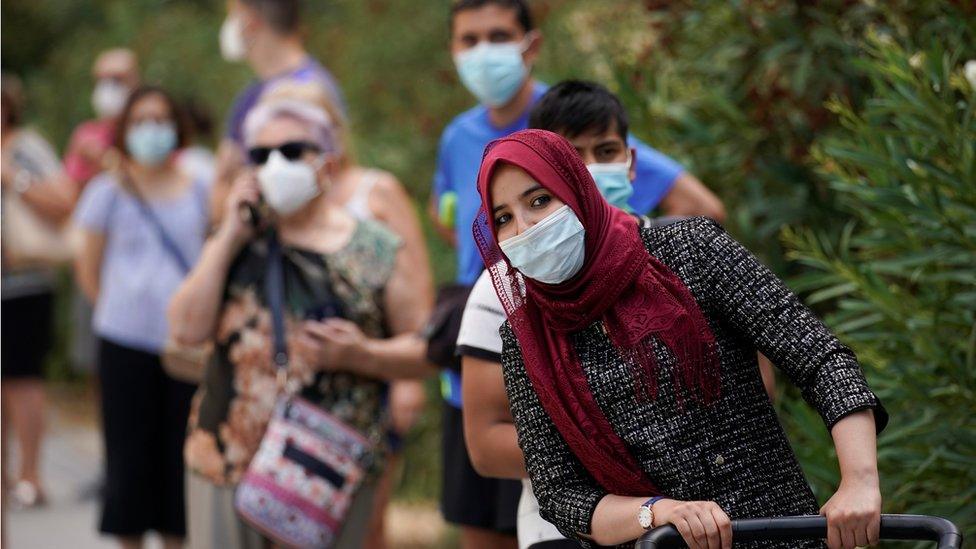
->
<box><xmin>805</xmin><ymin>350</ymin><xmax>888</xmax><ymax>434</ymax></box>
<box><xmin>543</xmin><ymin>487</ymin><xmax>606</xmax><ymax>545</ymax></box>
<box><xmin>455</xmin><ymin>345</ymin><xmax>502</xmax><ymax>363</ymax></box>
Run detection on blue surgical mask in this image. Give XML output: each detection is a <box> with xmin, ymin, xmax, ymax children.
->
<box><xmin>126</xmin><ymin>121</ymin><xmax>177</xmax><ymax>166</ymax></box>
<box><xmin>454</xmin><ymin>36</ymin><xmax>532</xmax><ymax>107</ymax></box>
<box><xmin>587</xmin><ymin>151</ymin><xmax>634</xmax><ymax>211</ymax></box>
<box><xmin>499</xmin><ymin>205</ymin><xmax>585</xmax><ymax>284</ymax></box>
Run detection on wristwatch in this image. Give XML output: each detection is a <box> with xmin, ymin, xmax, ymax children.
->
<box><xmin>637</xmin><ymin>496</ymin><xmax>666</xmax><ymax>530</ymax></box>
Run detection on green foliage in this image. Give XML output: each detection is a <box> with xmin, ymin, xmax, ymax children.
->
<box><xmin>4</xmin><ymin>0</ymin><xmax>975</xmax><ymax>532</ymax></box>
<box><xmin>563</xmin><ymin>0</ymin><xmax>975</xmax><ymax>267</ymax></box>
<box><xmin>781</xmin><ymin>31</ymin><xmax>976</xmax><ymax>541</ymax></box>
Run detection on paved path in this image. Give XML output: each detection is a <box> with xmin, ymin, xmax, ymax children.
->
<box><xmin>4</xmin><ymin>398</ymin><xmax>168</xmax><ymax>549</ymax></box>
<box><xmin>4</xmin><ymin>385</ymin><xmax>447</xmax><ymax>548</ymax></box>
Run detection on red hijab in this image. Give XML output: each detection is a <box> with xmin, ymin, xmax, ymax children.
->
<box><xmin>473</xmin><ymin>130</ymin><xmax>720</xmax><ymax>496</ymax></box>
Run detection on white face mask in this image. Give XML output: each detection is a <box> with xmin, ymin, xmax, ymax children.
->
<box><xmin>257</xmin><ymin>150</ymin><xmax>322</xmax><ymax>216</ymax></box>
<box><xmin>219</xmin><ymin>15</ymin><xmax>247</xmax><ymax>62</ymax></box>
<box><xmin>499</xmin><ymin>205</ymin><xmax>586</xmax><ymax>285</ymax></box>
<box><xmin>91</xmin><ymin>80</ymin><xmax>130</xmax><ymax>119</ymax></box>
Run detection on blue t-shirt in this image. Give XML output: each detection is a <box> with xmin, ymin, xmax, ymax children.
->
<box><xmin>226</xmin><ymin>56</ymin><xmax>346</xmax><ymax>147</ymax></box>
<box><xmin>433</xmin><ymin>81</ymin><xmax>684</xmax><ymax>285</ymax></box>
<box><xmin>74</xmin><ymin>173</ymin><xmax>211</xmax><ymax>353</ymax></box>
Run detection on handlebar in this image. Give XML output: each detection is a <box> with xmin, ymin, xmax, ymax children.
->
<box><xmin>635</xmin><ymin>514</ymin><xmax>962</xmax><ymax>548</ymax></box>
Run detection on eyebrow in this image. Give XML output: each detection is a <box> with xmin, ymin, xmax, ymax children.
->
<box><xmin>492</xmin><ymin>184</ymin><xmax>543</xmax><ymax>214</ymax></box>
<box><xmin>595</xmin><ymin>138</ymin><xmax>625</xmax><ymax>148</ymax></box>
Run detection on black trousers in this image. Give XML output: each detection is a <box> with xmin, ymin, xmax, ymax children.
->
<box><xmin>98</xmin><ymin>338</ymin><xmax>196</xmax><ymax>537</ymax></box>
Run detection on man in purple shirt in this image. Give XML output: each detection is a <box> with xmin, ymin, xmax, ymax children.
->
<box><xmin>211</xmin><ymin>0</ymin><xmax>345</xmax><ymax>221</ymax></box>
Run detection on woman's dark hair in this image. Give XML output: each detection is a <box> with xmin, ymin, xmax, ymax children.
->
<box><xmin>529</xmin><ymin>80</ymin><xmax>629</xmax><ymax>141</ymax></box>
<box><xmin>450</xmin><ymin>0</ymin><xmax>534</xmax><ymax>34</ymax></box>
<box><xmin>1</xmin><ymin>72</ymin><xmax>25</xmax><ymax>129</ymax></box>
<box><xmin>113</xmin><ymin>85</ymin><xmax>189</xmax><ymax>158</ymax></box>
<box><xmin>242</xmin><ymin>0</ymin><xmax>300</xmax><ymax>35</ymax></box>
<box><xmin>182</xmin><ymin>97</ymin><xmax>214</xmax><ymax>142</ymax></box>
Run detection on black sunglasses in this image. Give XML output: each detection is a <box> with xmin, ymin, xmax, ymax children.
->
<box><xmin>247</xmin><ymin>141</ymin><xmax>321</xmax><ymax>165</ymax></box>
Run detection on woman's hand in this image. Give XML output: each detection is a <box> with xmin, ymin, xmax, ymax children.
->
<box><xmin>820</xmin><ymin>475</ymin><xmax>881</xmax><ymax>549</ymax></box>
<box><xmin>216</xmin><ymin>171</ymin><xmax>260</xmax><ymax>251</ymax></box>
<box><xmin>299</xmin><ymin>318</ymin><xmax>370</xmax><ymax>373</ymax></box>
<box><xmin>654</xmin><ymin>499</ymin><xmax>732</xmax><ymax>549</ymax></box>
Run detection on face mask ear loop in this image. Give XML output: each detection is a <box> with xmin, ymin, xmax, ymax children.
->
<box><xmin>311</xmin><ymin>152</ymin><xmax>334</xmax><ymax>193</ymax></box>
<box><xmin>520</xmin><ymin>30</ymin><xmax>539</xmax><ymax>54</ymax></box>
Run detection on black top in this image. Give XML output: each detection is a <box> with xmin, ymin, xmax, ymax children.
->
<box><xmin>500</xmin><ymin>217</ymin><xmax>887</xmax><ymax>548</ymax></box>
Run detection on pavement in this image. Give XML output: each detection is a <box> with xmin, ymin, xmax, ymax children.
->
<box><xmin>3</xmin><ymin>385</ymin><xmax>154</xmax><ymax>549</ymax></box>
<box><xmin>3</xmin><ymin>384</ymin><xmax>447</xmax><ymax>549</ymax></box>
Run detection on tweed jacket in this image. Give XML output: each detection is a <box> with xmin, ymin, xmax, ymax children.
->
<box><xmin>500</xmin><ymin>217</ymin><xmax>888</xmax><ymax>548</ymax></box>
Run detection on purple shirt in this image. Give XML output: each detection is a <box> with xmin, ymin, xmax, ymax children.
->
<box><xmin>225</xmin><ymin>56</ymin><xmax>346</xmax><ymax>147</ymax></box>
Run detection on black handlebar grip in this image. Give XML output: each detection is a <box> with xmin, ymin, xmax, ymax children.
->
<box><xmin>635</xmin><ymin>514</ymin><xmax>962</xmax><ymax>549</ymax></box>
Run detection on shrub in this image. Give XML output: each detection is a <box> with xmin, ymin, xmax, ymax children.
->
<box><xmin>782</xmin><ymin>30</ymin><xmax>976</xmax><ymax>541</ymax></box>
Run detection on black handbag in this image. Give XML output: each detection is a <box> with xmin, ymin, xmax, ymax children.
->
<box><xmin>423</xmin><ymin>284</ymin><xmax>474</xmax><ymax>372</ymax></box>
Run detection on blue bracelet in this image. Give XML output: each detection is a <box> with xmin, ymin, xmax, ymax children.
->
<box><xmin>644</xmin><ymin>496</ymin><xmax>667</xmax><ymax>508</ymax></box>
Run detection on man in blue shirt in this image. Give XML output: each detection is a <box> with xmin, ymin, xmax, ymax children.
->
<box><xmin>431</xmin><ymin>2</ymin><xmax>724</xmax><ymax>548</ymax></box>
<box><xmin>432</xmin><ymin>1</ymin><xmax>724</xmax><ymax>287</ymax></box>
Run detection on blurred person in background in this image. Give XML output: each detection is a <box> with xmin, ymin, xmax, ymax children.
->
<box><xmin>171</xmin><ymin>96</ymin><xmax>432</xmax><ymax>548</ymax></box>
<box><xmin>1</xmin><ymin>73</ymin><xmax>76</xmax><ymax>509</ymax></box>
<box><xmin>430</xmin><ymin>3</ymin><xmax>725</xmax><ymax>547</ymax></box>
<box><xmin>211</xmin><ymin>0</ymin><xmax>346</xmax><ymax>222</ymax></box>
<box><xmin>64</xmin><ymin>48</ymin><xmax>140</xmax><ymax>190</ymax></box>
<box><xmin>73</xmin><ymin>86</ymin><xmax>210</xmax><ymax>549</ymax></box>
<box><xmin>176</xmin><ymin>97</ymin><xmax>217</xmax><ymax>186</ymax></box>
<box><xmin>64</xmin><ymin>49</ymin><xmax>140</xmax><ymax>421</ymax></box>
<box><xmin>259</xmin><ymin>82</ymin><xmax>435</xmax><ymax>549</ymax></box>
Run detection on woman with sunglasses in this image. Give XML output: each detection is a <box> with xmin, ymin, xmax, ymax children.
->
<box><xmin>259</xmin><ymin>81</ymin><xmax>435</xmax><ymax>549</ymax></box>
<box><xmin>168</xmin><ymin>97</ymin><xmax>432</xmax><ymax>548</ymax></box>
<box><xmin>73</xmin><ymin>86</ymin><xmax>209</xmax><ymax>549</ymax></box>
<box><xmin>474</xmin><ymin>130</ymin><xmax>886</xmax><ymax>549</ymax></box>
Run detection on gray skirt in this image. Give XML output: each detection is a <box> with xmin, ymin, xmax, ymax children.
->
<box><xmin>186</xmin><ymin>472</ymin><xmax>376</xmax><ymax>549</ymax></box>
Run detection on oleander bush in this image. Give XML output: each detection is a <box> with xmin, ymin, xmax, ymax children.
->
<box><xmin>781</xmin><ymin>32</ymin><xmax>975</xmax><ymax>541</ymax></box>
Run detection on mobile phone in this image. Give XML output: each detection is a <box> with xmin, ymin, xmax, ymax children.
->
<box><xmin>239</xmin><ymin>197</ymin><xmax>271</xmax><ymax>229</ymax></box>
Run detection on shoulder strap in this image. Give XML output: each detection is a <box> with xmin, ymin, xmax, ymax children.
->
<box><xmin>121</xmin><ymin>170</ymin><xmax>193</xmax><ymax>273</ymax></box>
<box><xmin>264</xmin><ymin>232</ymin><xmax>289</xmax><ymax>372</ymax></box>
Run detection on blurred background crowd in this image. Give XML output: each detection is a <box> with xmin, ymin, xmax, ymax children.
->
<box><xmin>1</xmin><ymin>0</ymin><xmax>974</xmax><ymax>547</ymax></box>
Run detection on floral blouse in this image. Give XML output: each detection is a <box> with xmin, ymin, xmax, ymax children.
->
<box><xmin>185</xmin><ymin>220</ymin><xmax>401</xmax><ymax>486</ymax></box>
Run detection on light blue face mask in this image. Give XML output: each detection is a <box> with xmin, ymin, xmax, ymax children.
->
<box><xmin>126</xmin><ymin>121</ymin><xmax>177</xmax><ymax>166</ymax></box>
<box><xmin>499</xmin><ymin>204</ymin><xmax>586</xmax><ymax>284</ymax></box>
<box><xmin>454</xmin><ymin>37</ymin><xmax>531</xmax><ymax>108</ymax></box>
<box><xmin>587</xmin><ymin>151</ymin><xmax>634</xmax><ymax>211</ymax></box>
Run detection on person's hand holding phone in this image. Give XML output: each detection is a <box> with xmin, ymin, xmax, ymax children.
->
<box><xmin>216</xmin><ymin>170</ymin><xmax>261</xmax><ymax>252</ymax></box>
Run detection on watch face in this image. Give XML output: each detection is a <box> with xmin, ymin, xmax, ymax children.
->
<box><xmin>638</xmin><ymin>505</ymin><xmax>653</xmax><ymax>529</ymax></box>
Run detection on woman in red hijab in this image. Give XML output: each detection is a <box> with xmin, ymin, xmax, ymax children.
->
<box><xmin>473</xmin><ymin>130</ymin><xmax>887</xmax><ymax>549</ymax></box>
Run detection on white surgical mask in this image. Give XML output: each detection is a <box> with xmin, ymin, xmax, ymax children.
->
<box><xmin>257</xmin><ymin>150</ymin><xmax>322</xmax><ymax>215</ymax></box>
<box><xmin>587</xmin><ymin>151</ymin><xmax>634</xmax><ymax>211</ymax></box>
<box><xmin>499</xmin><ymin>205</ymin><xmax>586</xmax><ymax>284</ymax></box>
<box><xmin>92</xmin><ymin>80</ymin><xmax>130</xmax><ymax>119</ymax></box>
<box><xmin>453</xmin><ymin>35</ymin><xmax>533</xmax><ymax>107</ymax></box>
<box><xmin>219</xmin><ymin>16</ymin><xmax>247</xmax><ymax>62</ymax></box>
